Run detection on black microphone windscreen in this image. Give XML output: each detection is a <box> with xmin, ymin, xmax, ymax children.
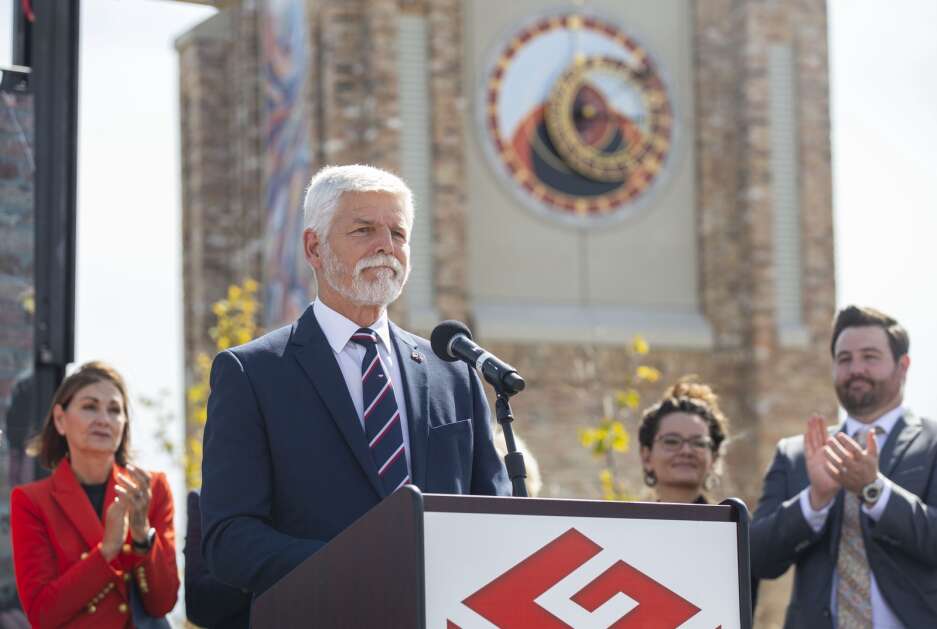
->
<box><xmin>430</xmin><ymin>320</ymin><xmax>472</xmax><ymax>362</ymax></box>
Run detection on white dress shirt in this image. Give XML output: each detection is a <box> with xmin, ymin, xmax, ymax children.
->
<box><xmin>798</xmin><ymin>405</ymin><xmax>905</xmax><ymax>628</ymax></box>
<box><xmin>313</xmin><ymin>299</ymin><xmax>411</xmax><ymax>475</ymax></box>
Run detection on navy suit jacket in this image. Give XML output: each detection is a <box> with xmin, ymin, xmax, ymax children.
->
<box><xmin>200</xmin><ymin>306</ymin><xmax>510</xmax><ymax>594</ymax></box>
<box><xmin>750</xmin><ymin>412</ymin><xmax>937</xmax><ymax>628</ymax></box>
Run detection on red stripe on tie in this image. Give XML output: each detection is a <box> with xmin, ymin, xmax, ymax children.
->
<box><xmin>351</xmin><ymin>333</ymin><xmax>377</xmax><ymax>343</ymax></box>
<box><xmin>363</xmin><ymin>380</ymin><xmax>392</xmax><ymax>419</ymax></box>
<box><xmin>369</xmin><ymin>411</ymin><xmax>401</xmax><ymax>449</ymax></box>
<box><xmin>378</xmin><ymin>444</ymin><xmax>405</xmax><ymax>476</ymax></box>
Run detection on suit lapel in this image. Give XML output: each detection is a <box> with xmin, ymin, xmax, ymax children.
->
<box><xmin>880</xmin><ymin>412</ymin><xmax>922</xmax><ymax>476</ymax></box>
<box><xmin>50</xmin><ymin>458</ymin><xmax>107</xmax><ymax>551</ymax></box>
<box><xmin>291</xmin><ymin>306</ymin><xmax>384</xmax><ymax>497</ymax></box>
<box><xmin>390</xmin><ymin>323</ymin><xmax>429</xmax><ymax>489</ymax></box>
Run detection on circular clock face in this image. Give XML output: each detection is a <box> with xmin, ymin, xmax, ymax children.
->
<box><xmin>479</xmin><ymin>12</ymin><xmax>677</xmax><ymax>225</ymax></box>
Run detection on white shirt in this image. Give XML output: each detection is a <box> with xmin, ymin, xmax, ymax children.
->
<box><xmin>798</xmin><ymin>405</ymin><xmax>905</xmax><ymax>628</ymax></box>
<box><xmin>313</xmin><ymin>299</ymin><xmax>411</xmax><ymax>475</ymax></box>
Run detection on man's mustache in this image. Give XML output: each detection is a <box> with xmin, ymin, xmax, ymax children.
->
<box><xmin>845</xmin><ymin>375</ymin><xmax>874</xmax><ymax>388</ymax></box>
<box><xmin>354</xmin><ymin>254</ymin><xmax>403</xmax><ymax>277</ymax></box>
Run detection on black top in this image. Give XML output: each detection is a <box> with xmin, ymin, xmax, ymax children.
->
<box><xmin>81</xmin><ymin>481</ymin><xmax>108</xmax><ymax>519</ymax></box>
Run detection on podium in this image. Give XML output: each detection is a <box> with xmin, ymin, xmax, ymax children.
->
<box><xmin>252</xmin><ymin>486</ymin><xmax>752</xmax><ymax>628</ymax></box>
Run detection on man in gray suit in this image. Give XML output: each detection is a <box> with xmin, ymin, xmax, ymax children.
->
<box><xmin>751</xmin><ymin>306</ymin><xmax>937</xmax><ymax>628</ymax></box>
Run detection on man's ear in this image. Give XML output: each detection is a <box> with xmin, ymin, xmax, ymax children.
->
<box><xmin>898</xmin><ymin>353</ymin><xmax>911</xmax><ymax>376</ymax></box>
<box><xmin>303</xmin><ymin>228</ymin><xmax>322</xmax><ymax>271</ymax></box>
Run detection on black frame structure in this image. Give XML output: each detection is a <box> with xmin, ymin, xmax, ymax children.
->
<box><xmin>27</xmin><ymin>0</ymin><xmax>80</xmax><ymax>426</ymax></box>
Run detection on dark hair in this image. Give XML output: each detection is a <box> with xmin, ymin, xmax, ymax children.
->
<box><xmin>831</xmin><ymin>305</ymin><xmax>908</xmax><ymax>361</ymax></box>
<box><xmin>638</xmin><ymin>378</ymin><xmax>729</xmax><ymax>457</ymax></box>
<box><xmin>27</xmin><ymin>361</ymin><xmax>132</xmax><ymax>469</ymax></box>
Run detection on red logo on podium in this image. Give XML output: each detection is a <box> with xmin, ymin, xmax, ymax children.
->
<box><xmin>454</xmin><ymin>528</ymin><xmax>701</xmax><ymax>628</ymax></box>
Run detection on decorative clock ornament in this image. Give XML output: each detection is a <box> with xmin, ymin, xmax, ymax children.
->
<box><xmin>479</xmin><ymin>11</ymin><xmax>677</xmax><ymax>224</ymax></box>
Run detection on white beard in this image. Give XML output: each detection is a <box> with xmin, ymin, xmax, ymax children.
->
<box><xmin>320</xmin><ymin>240</ymin><xmax>409</xmax><ymax>307</ymax></box>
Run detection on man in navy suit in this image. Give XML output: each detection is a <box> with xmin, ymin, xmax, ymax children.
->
<box><xmin>200</xmin><ymin>164</ymin><xmax>510</xmax><ymax>596</ymax></box>
<box><xmin>751</xmin><ymin>306</ymin><xmax>937</xmax><ymax>628</ymax></box>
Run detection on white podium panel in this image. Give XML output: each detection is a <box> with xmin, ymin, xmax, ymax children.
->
<box><xmin>424</xmin><ymin>510</ymin><xmax>740</xmax><ymax>629</ymax></box>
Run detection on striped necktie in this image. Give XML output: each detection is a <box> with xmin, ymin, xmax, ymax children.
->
<box><xmin>835</xmin><ymin>426</ymin><xmax>880</xmax><ymax>629</ymax></box>
<box><xmin>350</xmin><ymin>328</ymin><xmax>409</xmax><ymax>495</ymax></box>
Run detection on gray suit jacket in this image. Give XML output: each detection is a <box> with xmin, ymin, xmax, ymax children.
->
<box><xmin>750</xmin><ymin>412</ymin><xmax>937</xmax><ymax>628</ymax></box>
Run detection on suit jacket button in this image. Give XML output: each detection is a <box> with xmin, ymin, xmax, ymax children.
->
<box><xmin>118</xmin><ymin>602</ymin><xmax>128</xmax><ymax>613</ymax></box>
<box><xmin>80</xmin><ymin>552</ymin><xmax>88</xmax><ymax>560</ymax></box>
<box><xmin>122</xmin><ymin>543</ymin><xmax>132</xmax><ymax>554</ymax></box>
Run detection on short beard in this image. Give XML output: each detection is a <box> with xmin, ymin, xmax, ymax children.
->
<box><xmin>835</xmin><ymin>366</ymin><xmax>902</xmax><ymax>418</ymax></box>
<box><xmin>319</xmin><ymin>239</ymin><xmax>409</xmax><ymax>307</ymax></box>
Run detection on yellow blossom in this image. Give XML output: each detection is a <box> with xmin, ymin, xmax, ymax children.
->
<box><xmin>579</xmin><ymin>428</ymin><xmax>597</xmax><ymax>448</ymax></box>
<box><xmin>632</xmin><ymin>335</ymin><xmax>649</xmax><ymax>355</ymax></box>
<box><xmin>615</xmin><ymin>389</ymin><xmax>641</xmax><ymax>410</ymax></box>
<box><xmin>610</xmin><ymin>422</ymin><xmax>629</xmax><ymax>452</ymax></box>
<box><xmin>636</xmin><ymin>365</ymin><xmax>661</xmax><ymax>382</ymax></box>
<box><xmin>187</xmin><ymin>279</ymin><xmax>263</xmax><ymax>489</ymax></box>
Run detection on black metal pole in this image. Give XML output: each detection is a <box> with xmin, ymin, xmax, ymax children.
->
<box><xmin>495</xmin><ymin>393</ymin><xmax>528</xmax><ymax>497</ymax></box>
<box><xmin>31</xmin><ymin>0</ymin><xmax>80</xmax><ymax>468</ymax></box>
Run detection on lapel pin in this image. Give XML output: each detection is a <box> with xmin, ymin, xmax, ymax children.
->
<box><xmin>411</xmin><ymin>350</ymin><xmax>424</xmax><ymax>363</ymax></box>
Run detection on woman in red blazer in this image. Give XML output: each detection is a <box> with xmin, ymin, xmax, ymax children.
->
<box><xmin>10</xmin><ymin>361</ymin><xmax>178</xmax><ymax>628</ymax></box>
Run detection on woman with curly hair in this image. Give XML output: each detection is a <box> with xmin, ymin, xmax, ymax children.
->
<box><xmin>638</xmin><ymin>379</ymin><xmax>730</xmax><ymax>504</ymax></box>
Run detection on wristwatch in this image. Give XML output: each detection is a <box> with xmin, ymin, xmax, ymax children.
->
<box><xmin>132</xmin><ymin>527</ymin><xmax>157</xmax><ymax>552</ymax></box>
<box><xmin>861</xmin><ymin>476</ymin><xmax>885</xmax><ymax>504</ymax></box>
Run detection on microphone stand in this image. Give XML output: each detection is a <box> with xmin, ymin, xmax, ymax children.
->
<box><xmin>494</xmin><ymin>386</ymin><xmax>528</xmax><ymax>497</ymax></box>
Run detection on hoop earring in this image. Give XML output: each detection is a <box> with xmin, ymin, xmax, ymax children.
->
<box><xmin>643</xmin><ymin>469</ymin><xmax>657</xmax><ymax>487</ymax></box>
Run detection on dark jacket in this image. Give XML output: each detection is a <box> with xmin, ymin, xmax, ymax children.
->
<box><xmin>184</xmin><ymin>491</ymin><xmax>250</xmax><ymax>629</ymax></box>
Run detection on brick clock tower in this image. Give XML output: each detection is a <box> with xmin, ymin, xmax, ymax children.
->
<box><xmin>177</xmin><ymin>1</ymin><xmax>834</xmax><ymax>621</ymax></box>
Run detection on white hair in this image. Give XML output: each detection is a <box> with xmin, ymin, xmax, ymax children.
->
<box><xmin>303</xmin><ymin>164</ymin><xmax>415</xmax><ymax>238</ymax></box>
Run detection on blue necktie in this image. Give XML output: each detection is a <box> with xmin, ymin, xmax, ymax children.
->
<box><xmin>351</xmin><ymin>328</ymin><xmax>409</xmax><ymax>494</ymax></box>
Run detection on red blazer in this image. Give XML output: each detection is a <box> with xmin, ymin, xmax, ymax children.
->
<box><xmin>10</xmin><ymin>458</ymin><xmax>179</xmax><ymax>628</ymax></box>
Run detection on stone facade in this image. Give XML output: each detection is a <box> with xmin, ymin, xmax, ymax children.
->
<box><xmin>0</xmin><ymin>87</ymin><xmax>37</xmax><ymax>488</ymax></box>
<box><xmin>0</xmin><ymin>87</ymin><xmax>34</xmax><ymax>610</ymax></box>
<box><xmin>176</xmin><ymin>1</ymin><xmax>834</xmax><ymax>625</ymax></box>
<box><xmin>0</xmin><ymin>90</ymin><xmax>34</xmax><ymax>423</ymax></box>
<box><xmin>176</xmin><ymin>5</ymin><xmax>264</xmax><ymax>451</ymax></box>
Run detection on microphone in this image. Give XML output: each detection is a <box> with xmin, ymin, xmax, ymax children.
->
<box><xmin>430</xmin><ymin>321</ymin><xmax>526</xmax><ymax>395</ymax></box>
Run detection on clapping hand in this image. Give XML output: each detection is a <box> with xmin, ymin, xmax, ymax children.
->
<box><xmin>824</xmin><ymin>430</ymin><xmax>879</xmax><ymax>494</ymax></box>
<box><xmin>804</xmin><ymin>415</ymin><xmax>840</xmax><ymax>509</ymax></box>
<box><xmin>101</xmin><ymin>491</ymin><xmax>130</xmax><ymax>561</ymax></box>
<box><xmin>116</xmin><ymin>465</ymin><xmax>152</xmax><ymax>547</ymax></box>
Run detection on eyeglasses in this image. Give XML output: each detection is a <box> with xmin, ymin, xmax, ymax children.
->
<box><xmin>654</xmin><ymin>434</ymin><xmax>714</xmax><ymax>452</ymax></box>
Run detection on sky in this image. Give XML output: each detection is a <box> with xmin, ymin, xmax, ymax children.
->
<box><xmin>0</xmin><ymin>0</ymin><xmax>935</xmax><ymax>613</ymax></box>
<box><xmin>828</xmin><ymin>0</ymin><xmax>937</xmax><ymax>417</ymax></box>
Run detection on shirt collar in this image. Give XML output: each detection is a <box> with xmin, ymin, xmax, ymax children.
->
<box><xmin>313</xmin><ymin>298</ymin><xmax>392</xmax><ymax>354</ymax></box>
<box><xmin>845</xmin><ymin>404</ymin><xmax>904</xmax><ymax>438</ymax></box>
